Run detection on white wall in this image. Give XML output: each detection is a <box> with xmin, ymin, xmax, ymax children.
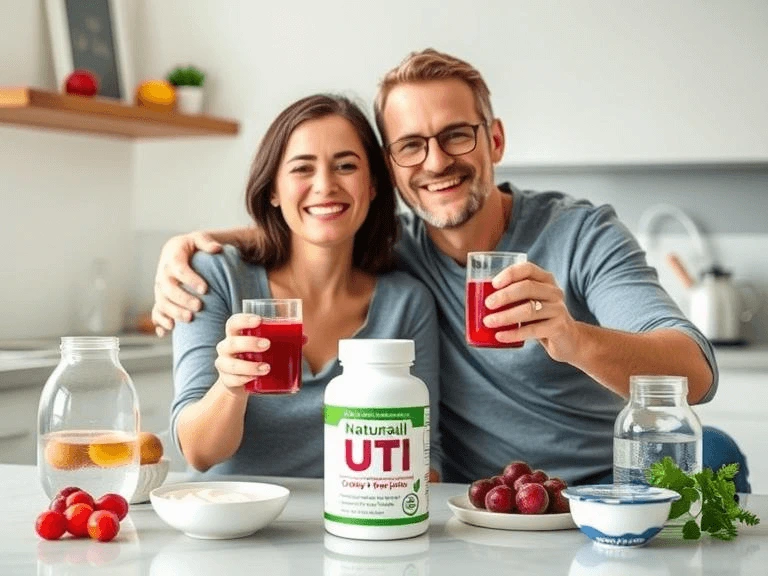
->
<box><xmin>0</xmin><ymin>1</ymin><xmax>134</xmax><ymax>339</ymax></box>
<box><xmin>131</xmin><ymin>0</ymin><xmax>768</xmax><ymax>232</ymax></box>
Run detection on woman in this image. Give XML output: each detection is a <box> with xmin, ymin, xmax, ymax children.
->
<box><xmin>171</xmin><ymin>95</ymin><xmax>441</xmax><ymax>479</ymax></box>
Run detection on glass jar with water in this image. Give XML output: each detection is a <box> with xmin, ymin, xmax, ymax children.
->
<box><xmin>613</xmin><ymin>375</ymin><xmax>702</xmax><ymax>484</ymax></box>
<box><xmin>37</xmin><ymin>337</ymin><xmax>139</xmax><ymax>500</ymax></box>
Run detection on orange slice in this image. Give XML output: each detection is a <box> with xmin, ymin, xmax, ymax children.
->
<box><xmin>88</xmin><ymin>437</ymin><xmax>136</xmax><ymax>468</ymax></box>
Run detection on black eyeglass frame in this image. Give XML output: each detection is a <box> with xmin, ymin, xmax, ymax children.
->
<box><xmin>386</xmin><ymin>123</ymin><xmax>487</xmax><ymax>168</ymax></box>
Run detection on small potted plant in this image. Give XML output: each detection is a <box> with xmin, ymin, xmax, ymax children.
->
<box><xmin>167</xmin><ymin>65</ymin><xmax>206</xmax><ymax>114</ymax></box>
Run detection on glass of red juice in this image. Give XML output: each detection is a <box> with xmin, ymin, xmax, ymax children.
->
<box><xmin>466</xmin><ymin>252</ymin><xmax>527</xmax><ymax>348</ymax></box>
<box><xmin>241</xmin><ymin>298</ymin><xmax>303</xmax><ymax>394</ymax></box>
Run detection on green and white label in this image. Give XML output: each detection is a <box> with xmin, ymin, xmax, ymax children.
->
<box><xmin>324</xmin><ymin>405</ymin><xmax>429</xmax><ymax>526</ymax></box>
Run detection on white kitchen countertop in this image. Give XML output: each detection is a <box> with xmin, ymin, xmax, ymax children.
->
<box><xmin>0</xmin><ymin>464</ymin><xmax>766</xmax><ymax>575</ymax></box>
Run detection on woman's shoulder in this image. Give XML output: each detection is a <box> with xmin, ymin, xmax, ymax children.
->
<box><xmin>191</xmin><ymin>245</ymin><xmax>266</xmax><ymax>291</ymax></box>
<box><xmin>191</xmin><ymin>244</ymin><xmax>255</xmax><ymax>272</ymax></box>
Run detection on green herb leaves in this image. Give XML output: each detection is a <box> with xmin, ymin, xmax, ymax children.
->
<box><xmin>646</xmin><ymin>457</ymin><xmax>760</xmax><ymax>540</ymax></box>
<box><xmin>167</xmin><ymin>66</ymin><xmax>205</xmax><ymax>87</ymax></box>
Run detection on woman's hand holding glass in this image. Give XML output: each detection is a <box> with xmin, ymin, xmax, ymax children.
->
<box><xmin>214</xmin><ymin>313</ymin><xmax>271</xmax><ymax>395</ymax></box>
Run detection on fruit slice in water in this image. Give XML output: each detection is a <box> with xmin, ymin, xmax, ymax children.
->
<box><xmin>87</xmin><ymin>434</ymin><xmax>136</xmax><ymax>468</ymax></box>
<box><xmin>45</xmin><ymin>439</ymin><xmax>90</xmax><ymax>470</ymax></box>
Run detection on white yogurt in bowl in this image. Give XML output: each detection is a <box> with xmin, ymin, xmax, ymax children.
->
<box><xmin>163</xmin><ymin>487</ymin><xmax>257</xmax><ymax>504</ymax></box>
<box><xmin>150</xmin><ymin>481</ymin><xmax>290</xmax><ymax>539</ymax></box>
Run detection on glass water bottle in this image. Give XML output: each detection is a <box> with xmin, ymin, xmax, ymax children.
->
<box><xmin>37</xmin><ymin>337</ymin><xmax>140</xmax><ymax>500</ymax></box>
<box><xmin>613</xmin><ymin>375</ymin><xmax>702</xmax><ymax>484</ymax></box>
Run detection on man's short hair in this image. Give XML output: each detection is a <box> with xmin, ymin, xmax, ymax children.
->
<box><xmin>374</xmin><ymin>48</ymin><xmax>494</xmax><ymax>144</ymax></box>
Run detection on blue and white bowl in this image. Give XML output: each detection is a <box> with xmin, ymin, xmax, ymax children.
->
<box><xmin>562</xmin><ymin>485</ymin><xmax>680</xmax><ymax>548</ymax></box>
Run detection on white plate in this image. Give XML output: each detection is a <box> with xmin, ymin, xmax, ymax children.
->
<box><xmin>447</xmin><ymin>494</ymin><xmax>577</xmax><ymax>531</ymax></box>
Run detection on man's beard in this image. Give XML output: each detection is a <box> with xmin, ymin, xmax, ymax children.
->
<box><xmin>406</xmin><ymin>172</ymin><xmax>490</xmax><ymax>229</ymax></box>
<box><xmin>403</xmin><ymin>163</ymin><xmax>491</xmax><ymax>229</ymax></box>
<box><xmin>411</xmin><ymin>187</ymin><xmax>485</xmax><ymax>229</ymax></box>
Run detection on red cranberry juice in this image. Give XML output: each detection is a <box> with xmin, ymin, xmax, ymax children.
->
<box><xmin>241</xmin><ymin>320</ymin><xmax>303</xmax><ymax>394</ymax></box>
<box><xmin>466</xmin><ymin>280</ymin><xmax>523</xmax><ymax>348</ymax></box>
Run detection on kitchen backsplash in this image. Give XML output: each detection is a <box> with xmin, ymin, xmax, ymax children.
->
<box><xmin>501</xmin><ymin>167</ymin><xmax>768</xmax><ymax>345</ymax></box>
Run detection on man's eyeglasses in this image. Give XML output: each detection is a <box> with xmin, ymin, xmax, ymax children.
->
<box><xmin>386</xmin><ymin>123</ymin><xmax>486</xmax><ymax>168</ymax></box>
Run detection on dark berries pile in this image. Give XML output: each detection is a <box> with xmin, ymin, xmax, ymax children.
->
<box><xmin>468</xmin><ymin>460</ymin><xmax>570</xmax><ymax>515</ymax></box>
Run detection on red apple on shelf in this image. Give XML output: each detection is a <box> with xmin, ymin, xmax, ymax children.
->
<box><xmin>64</xmin><ymin>70</ymin><xmax>99</xmax><ymax>97</ymax></box>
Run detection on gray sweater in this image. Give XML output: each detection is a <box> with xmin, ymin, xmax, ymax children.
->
<box><xmin>395</xmin><ymin>183</ymin><xmax>718</xmax><ymax>484</ymax></box>
<box><xmin>171</xmin><ymin>246</ymin><xmax>442</xmax><ymax>477</ymax></box>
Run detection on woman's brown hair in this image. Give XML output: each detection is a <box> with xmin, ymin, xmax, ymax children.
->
<box><xmin>243</xmin><ymin>94</ymin><xmax>397</xmax><ymax>274</ymax></box>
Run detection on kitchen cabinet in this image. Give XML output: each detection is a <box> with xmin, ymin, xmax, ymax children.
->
<box><xmin>694</xmin><ymin>369</ymin><xmax>768</xmax><ymax>494</ymax></box>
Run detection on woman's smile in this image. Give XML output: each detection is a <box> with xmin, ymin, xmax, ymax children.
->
<box><xmin>303</xmin><ymin>202</ymin><xmax>351</xmax><ymax>219</ymax></box>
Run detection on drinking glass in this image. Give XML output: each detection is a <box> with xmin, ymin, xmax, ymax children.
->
<box><xmin>241</xmin><ymin>299</ymin><xmax>303</xmax><ymax>394</ymax></box>
<box><xmin>466</xmin><ymin>252</ymin><xmax>527</xmax><ymax>348</ymax></box>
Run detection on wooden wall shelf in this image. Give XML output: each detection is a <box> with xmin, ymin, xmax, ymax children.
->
<box><xmin>0</xmin><ymin>87</ymin><xmax>239</xmax><ymax>139</ymax></box>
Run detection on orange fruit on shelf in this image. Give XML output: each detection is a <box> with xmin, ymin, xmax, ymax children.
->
<box><xmin>135</xmin><ymin>80</ymin><xmax>176</xmax><ymax>111</ymax></box>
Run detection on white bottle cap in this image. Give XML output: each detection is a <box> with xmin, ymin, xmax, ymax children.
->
<box><xmin>338</xmin><ymin>339</ymin><xmax>414</xmax><ymax>364</ymax></box>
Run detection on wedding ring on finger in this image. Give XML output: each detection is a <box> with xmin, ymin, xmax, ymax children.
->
<box><xmin>530</xmin><ymin>299</ymin><xmax>543</xmax><ymax>314</ymax></box>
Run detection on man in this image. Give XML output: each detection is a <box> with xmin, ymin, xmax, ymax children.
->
<box><xmin>152</xmin><ymin>49</ymin><xmax>748</xmax><ymax>489</ymax></box>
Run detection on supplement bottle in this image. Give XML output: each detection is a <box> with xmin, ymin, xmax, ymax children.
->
<box><xmin>613</xmin><ymin>375</ymin><xmax>702</xmax><ymax>484</ymax></box>
<box><xmin>324</xmin><ymin>339</ymin><xmax>430</xmax><ymax>540</ymax></box>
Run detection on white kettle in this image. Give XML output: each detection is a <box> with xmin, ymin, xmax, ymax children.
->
<box><xmin>669</xmin><ymin>256</ymin><xmax>761</xmax><ymax>345</ymax></box>
<box><xmin>689</xmin><ymin>267</ymin><xmax>761</xmax><ymax>345</ymax></box>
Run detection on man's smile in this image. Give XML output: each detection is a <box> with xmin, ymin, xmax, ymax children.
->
<box><xmin>423</xmin><ymin>175</ymin><xmax>466</xmax><ymax>193</ymax></box>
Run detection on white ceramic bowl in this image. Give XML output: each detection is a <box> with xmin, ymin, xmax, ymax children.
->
<box><xmin>562</xmin><ymin>485</ymin><xmax>680</xmax><ymax>548</ymax></box>
<box><xmin>131</xmin><ymin>459</ymin><xmax>170</xmax><ymax>504</ymax></box>
<box><xmin>150</xmin><ymin>481</ymin><xmax>290</xmax><ymax>539</ymax></box>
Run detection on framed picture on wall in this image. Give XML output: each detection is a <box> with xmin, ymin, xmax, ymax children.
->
<box><xmin>44</xmin><ymin>0</ymin><xmax>133</xmax><ymax>102</ymax></box>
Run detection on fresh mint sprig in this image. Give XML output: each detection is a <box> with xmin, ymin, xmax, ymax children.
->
<box><xmin>646</xmin><ymin>457</ymin><xmax>760</xmax><ymax>541</ymax></box>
